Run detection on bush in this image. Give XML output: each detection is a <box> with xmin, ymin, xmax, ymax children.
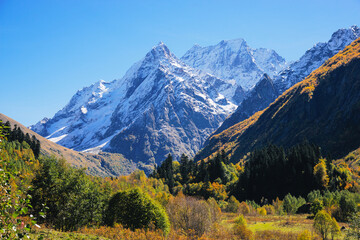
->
<box><xmin>233</xmin><ymin>225</ymin><xmax>254</xmax><ymax>240</ymax></box>
<box><xmin>234</xmin><ymin>214</ymin><xmax>247</xmax><ymax>227</ymax></box>
<box><xmin>263</xmin><ymin>204</ymin><xmax>275</xmax><ymax>215</ymax></box>
<box><xmin>207</xmin><ymin>197</ymin><xmax>221</xmax><ymax>223</ymax></box>
<box><xmin>272</xmin><ymin>197</ymin><xmax>284</xmax><ymax>215</ymax></box>
<box><xmin>225</xmin><ymin>196</ymin><xmax>241</xmax><ymax>213</ymax></box>
<box><xmin>166</xmin><ymin>192</ymin><xmax>219</xmax><ymax>236</ymax></box>
<box><xmin>283</xmin><ymin>194</ymin><xmax>306</xmax><ymax>214</ymax></box>
<box><xmin>257</xmin><ymin>207</ymin><xmax>267</xmax><ymax>216</ymax></box>
<box><xmin>104</xmin><ymin>188</ymin><xmax>170</xmax><ymax>234</ymax></box>
<box><xmin>310</xmin><ymin>199</ymin><xmax>324</xmax><ymax>216</ymax></box>
<box><xmin>239</xmin><ymin>201</ymin><xmax>251</xmax><ymax>215</ymax></box>
<box><xmin>233</xmin><ymin>214</ymin><xmax>253</xmax><ymax>240</ymax></box>
<box><xmin>339</xmin><ymin>194</ymin><xmax>357</xmax><ymax>221</ymax></box>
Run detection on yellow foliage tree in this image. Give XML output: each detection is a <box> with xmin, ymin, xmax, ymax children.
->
<box><xmin>314</xmin><ymin>158</ymin><xmax>329</xmax><ymax>189</ymax></box>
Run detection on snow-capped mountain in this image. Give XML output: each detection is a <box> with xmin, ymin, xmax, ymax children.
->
<box><xmin>213</xmin><ymin>25</ymin><xmax>360</xmax><ymax>136</ymax></box>
<box><xmin>181</xmin><ymin>38</ymin><xmax>286</xmax><ymax>103</ymax></box>
<box><xmin>275</xmin><ymin>25</ymin><xmax>360</xmax><ymax>92</ymax></box>
<box><xmin>30</xmin><ymin>42</ymin><xmax>236</xmax><ymax>171</ymax></box>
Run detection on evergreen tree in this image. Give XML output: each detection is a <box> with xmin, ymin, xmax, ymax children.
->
<box><xmin>180</xmin><ymin>153</ymin><xmax>190</xmax><ymax>183</ymax></box>
<box><xmin>157</xmin><ymin>154</ymin><xmax>174</xmax><ymax>193</ymax></box>
<box><xmin>196</xmin><ymin>159</ymin><xmax>207</xmax><ymax>182</ymax></box>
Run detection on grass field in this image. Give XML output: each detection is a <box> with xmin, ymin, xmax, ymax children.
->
<box><xmin>30</xmin><ymin>214</ymin><xmax>350</xmax><ymax>240</ymax></box>
<box><xmin>221</xmin><ymin>213</ymin><xmax>349</xmax><ymax>240</ymax></box>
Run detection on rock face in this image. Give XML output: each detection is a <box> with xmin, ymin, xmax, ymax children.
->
<box><xmin>30</xmin><ymin>42</ymin><xmax>236</xmax><ymax>171</ymax></box>
<box><xmin>214</xmin><ymin>26</ymin><xmax>360</xmax><ymax>134</ymax></box>
<box><xmin>196</xmin><ymin>37</ymin><xmax>360</xmax><ymax>162</ymax></box>
<box><xmin>181</xmin><ymin>39</ymin><xmax>286</xmax><ymax>103</ymax></box>
<box><xmin>213</xmin><ymin>73</ymin><xmax>277</xmax><ymax>135</ymax></box>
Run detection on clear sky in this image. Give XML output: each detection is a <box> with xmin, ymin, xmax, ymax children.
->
<box><xmin>1</xmin><ymin>0</ymin><xmax>359</xmax><ymax>126</ymax></box>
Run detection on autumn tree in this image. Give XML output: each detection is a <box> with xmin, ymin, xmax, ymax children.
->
<box><xmin>225</xmin><ymin>195</ymin><xmax>241</xmax><ymax>213</ymax></box>
<box><xmin>314</xmin><ymin>210</ymin><xmax>334</xmax><ymax>240</ymax></box>
<box><xmin>166</xmin><ymin>192</ymin><xmax>220</xmax><ymax>236</ymax></box>
<box><xmin>314</xmin><ymin>158</ymin><xmax>329</xmax><ymax>189</ymax></box>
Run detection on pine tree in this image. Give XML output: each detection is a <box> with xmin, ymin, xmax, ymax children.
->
<box><xmin>180</xmin><ymin>154</ymin><xmax>189</xmax><ymax>184</ymax></box>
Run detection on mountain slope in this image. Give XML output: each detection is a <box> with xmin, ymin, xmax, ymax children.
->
<box><xmin>31</xmin><ymin>43</ymin><xmax>236</xmax><ymax>171</ymax></box>
<box><xmin>214</xmin><ymin>26</ymin><xmax>360</xmax><ymax>134</ymax></box>
<box><xmin>0</xmin><ymin>113</ymin><xmax>137</xmax><ymax>176</ymax></box>
<box><xmin>196</xmin><ymin>37</ymin><xmax>360</xmax><ymax>162</ymax></box>
<box><xmin>213</xmin><ymin>73</ymin><xmax>277</xmax><ymax>135</ymax></box>
<box><xmin>181</xmin><ymin>39</ymin><xmax>286</xmax><ymax>103</ymax></box>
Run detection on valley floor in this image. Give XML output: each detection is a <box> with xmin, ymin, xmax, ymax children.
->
<box><xmin>31</xmin><ymin>214</ymin><xmax>349</xmax><ymax>240</ymax></box>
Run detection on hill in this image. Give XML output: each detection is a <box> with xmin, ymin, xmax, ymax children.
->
<box><xmin>0</xmin><ymin>113</ymin><xmax>137</xmax><ymax>176</ymax></box>
<box><xmin>196</xmin><ymin>37</ymin><xmax>360</xmax><ymax>162</ymax></box>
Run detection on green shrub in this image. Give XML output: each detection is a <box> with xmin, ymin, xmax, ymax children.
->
<box><xmin>310</xmin><ymin>198</ymin><xmax>324</xmax><ymax>216</ymax></box>
<box><xmin>339</xmin><ymin>194</ymin><xmax>357</xmax><ymax>221</ymax></box>
<box><xmin>283</xmin><ymin>193</ymin><xmax>305</xmax><ymax>214</ymax></box>
<box><xmin>105</xmin><ymin>188</ymin><xmax>170</xmax><ymax>234</ymax></box>
<box><xmin>234</xmin><ymin>214</ymin><xmax>247</xmax><ymax>227</ymax></box>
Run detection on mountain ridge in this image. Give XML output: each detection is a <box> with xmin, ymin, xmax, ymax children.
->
<box><xmin>181</xmin><ymin>38</ymin><xmax>286</xmax><ymax>103</ymax></box>
<box><xmin>212</xmin><ymin>25</ymin><xmax>360</xmax><ymax>136</ymax></box>
<box><xmin>30</xmin><ymin>42</ymin><xmax>237</xmax><ymax>171</ymax></box>
<box><xmin>195</xmin><ymin>37</ymin><xmax>360</xmax><ymax>162</ymax></box>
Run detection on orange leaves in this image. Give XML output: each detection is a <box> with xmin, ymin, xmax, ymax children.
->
<box><xmin>300</xmin><ymin>37</ymin><xmax>360</xmax><ymax>99</ymax></box>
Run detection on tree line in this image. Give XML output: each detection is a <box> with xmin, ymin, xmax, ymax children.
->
<box><xmin>152</xmin><ymin>142</ymin><xmax>358</xmax><ymax>203</ymax></box>
<box><xmin>1</xmin><ymin>121</ymin><xmax>41</xmax><ymax>158</ymax></box>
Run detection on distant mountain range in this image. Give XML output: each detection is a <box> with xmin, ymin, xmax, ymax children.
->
<box><xmin>30</xmin><ymin>26</ymin><xmax>359</xmax><ymax>172</ymax></box>
<box><xmin>181</xmin><ymin>38</ymin><xmax>286</xmax><ymax>103</ymax></box>
<box><xmin>31</xmin><ymin>43</ymin><xmax>238</xmax><ymax>171</ymax></box>
<box><xmin>196</xmin><ymin>36</ymin><xmax>360</xmax><ymax>162</ymax></box>
<box><xmin>213</xmin><ymin>25</ymin><xmax>360</xmax><ymax>135</ymax></box>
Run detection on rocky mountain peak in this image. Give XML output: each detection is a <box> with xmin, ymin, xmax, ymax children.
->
<box><xmin>144</xmin><ymin>41</ymin><xmax>175</xmax><ymax>64</ymax></box>
<box><xmin>181</xmin><ymin>38</ymin><xmax>286</xmax><ymax>100</ymax></box>
<box><xmin>218</xmin><ymin>38</ymin><xmax>247</xmax><ymax>51</ymax></box>
<box><xmin>30</xmin><ymin>42</ymin><xmax>236</xmax><ymax>173</ymax></box>
<box><xmin>327</xmin><ymin>25</ymin><xmax>360</xmax><ymax>51</ymax></box>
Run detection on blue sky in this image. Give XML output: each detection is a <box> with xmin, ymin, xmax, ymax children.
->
<box><xmin>1</xmin><ymin>0</ymin><xmax>359</xmax><ymax>126</ymax></box>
